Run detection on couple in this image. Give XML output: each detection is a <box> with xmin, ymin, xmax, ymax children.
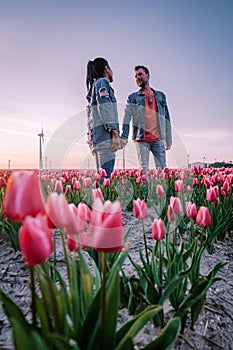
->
<box><xmin>86</xmin><ymin>57</ymin><xmax>172</xmax><ymax>179</ymax></box>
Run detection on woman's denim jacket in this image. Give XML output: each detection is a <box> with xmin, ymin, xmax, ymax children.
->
<box><xmin>121</xmin><ymin>88</ymin><xmax>172</xmax><ymax>145</ymax></box>
<box><xmin>86</xmin><ymin>78</ymin><xmax>119</xmax><ymax>151</ymax></box>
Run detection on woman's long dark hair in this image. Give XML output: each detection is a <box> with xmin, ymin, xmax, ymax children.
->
<box><xmin>86</xmin><ymin>57</ymin><xmax>109</xmax><ymax>90</ymax></box>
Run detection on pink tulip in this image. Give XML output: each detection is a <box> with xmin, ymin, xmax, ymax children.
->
<box><xmin>3</xmin><ymin>170</ymin><xmax>46</xmax><ymax>222</ymax></box>
<box><xmin>54</xmin><ymin>179</ymin><xmax>63</xmax><ymax>193</ymax></box>
<box><xmin>174</xmin><ymin>180</ymin><xmax>184</xmax><ymax>192</ymax></box>
<box><xmin>156</xmin><ymin>184</ymin><xmax>165</xmax><ymax>197</ymax></box>
<box><xmin>99</xmin><ymin>168</ymin><xmax>107</xmax><ymax>178</ymax></box>
<box><xmin>152</xmin><ymin>218</ymin><xmax>166</xmax><ymax>240</ymax></box>
<box><xmin>92</xmin><ymin>188</ymin><xmax>104</xmax><ymax>202</ymax></box>
<box><xmin>64</xmin><ymin>203</ymin><xmax>90</xmax><ymax>235</ymax></box>
<box><xmin>133</xmin><ymin>198</ymin><xmax>148</xmax><ymax>220</ymax></box>
<box><xmin>170</xmin><ymin>196</ymin><xmax>183</xmax><ymax>215</ymax></box>
<box><xmin>46</xmin><ymin>192</ymin><xmax>73</xmax><ymax>228</ymax></box>
<box><xmin>64</xmin><ymin>184</ymin><xmax>72</xmax><ymax>195</ymax></box>
<box><xmin>0</xmin><ymin>177</ymin><xmax>6</xmax><ymax>187</ymax></box>
<box><xmin>196</xmin><ymin>206</ymin><xmax>212</xmax><ymax>227</ymax></box>
<box><xmin>136</xmin><ymin>177</ymin><xmax>142</xmax><ymax>184</ymax></box>
<box><xmin>19</xmin><ymin>213</ymin><xmax>54</xmax><ymax>265</ymax></box>
<box><xmin>206</xmin><ymin>186</ymin><xmax>219</xmax><ymax>203</ymax></box>
<box><xmin>66</xmin><ymin>232</ymin><xmax>89</xmax><ymax>252</ymax></box>
<box><xmin>103</xmin><ymin>178</ymin><xmax>111</xmax><ymax>187</ymax></box>
<box><xmin>83</xmin><ymin>177</ymin><xmax>92</xmax><ymax>189</ymax></box>
<box><xmin>186</xmin><ymin>202</ymin><xmax>197</xmax><ymax>218</ymax></box>
<box><xmin>73</xmin><ymin>180</ymin><xmax>82</xmax><ymax>191</ymax></box>
<box><xmin>88</xmin><ymin>198</ymin><xmax>124</xmax><ymax>252</ymax></box>
<box><xmin>193</xmin><ymin>177</ymin><xmax>199</xmax><ymax>186</ymax></box>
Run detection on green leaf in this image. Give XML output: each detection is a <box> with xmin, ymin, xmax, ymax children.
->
<box><xmin>115</xmin><ymin>305</ymin><xmax>163</xmax><ymax>350</ymax></box>
<box><xmin>143</xmin><ymin>317</ymin><xmax>181</xmax><ymax>350</ymax></box>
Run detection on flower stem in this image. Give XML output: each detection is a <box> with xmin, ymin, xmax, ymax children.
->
<box><xmin>30</xmin><ymin>265</ymin><xmax>37</xmax><ymax>328</ymax></box>
<box><xmin>101</xmin><ymin>252</ymin><xmax>106</xmax><ymax>337</ymax></box>
<box><xmin>142</xmin><ymin>219</ymin><xmax>149</xmax><ymax>265</ymax></box>
<box><xmin>60</xmin><ymin>229</ymin><xmax>70</xmax><ymax>283</ymax></box>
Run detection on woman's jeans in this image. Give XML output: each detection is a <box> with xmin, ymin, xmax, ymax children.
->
<box><xmin>135</xmin><ymin>140</ymin><xmax>166</xmax><ymax>174</ymax></box>
<box><xmin>96</xmin><ymin>148</ymin><xmax>116</xmax><ymax>181</ymax></box>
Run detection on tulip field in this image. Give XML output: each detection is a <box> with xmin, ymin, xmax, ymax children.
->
<box><xmin>0</xmin><ymin>166</ymin><xmax>233</xmax><ymax>349</ymax></box>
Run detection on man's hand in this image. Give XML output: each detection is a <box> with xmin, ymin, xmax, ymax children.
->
<box><xmin>111</xmin><ymin>130</ymin><xmax>120</xmax><ymax>152</ymax></box>
<box><xmin>166</xmin><ymin>143</ymin><xmax>172</xmax><ymax>150</ymax></box>
<box><xmin>121</xmin><ymin>138</ymin><xmax>128</xmax><ymax>147</ymax></box>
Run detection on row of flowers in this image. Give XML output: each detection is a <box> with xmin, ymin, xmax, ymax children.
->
<box><xmin>0</xmin><ymin>166</ymin><xmax>232</xmax><ymax>349</ymax></box>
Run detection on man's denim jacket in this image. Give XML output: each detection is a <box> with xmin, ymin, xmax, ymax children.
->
<box><xmin>86</xmin><ymin>78</ymin><xmax>119</xmax><ymax>151</ymax></box>
<box><xmin>121</xmin><ymin>88</ymin><xmax>172</xmax><ymax>145</ymax></box>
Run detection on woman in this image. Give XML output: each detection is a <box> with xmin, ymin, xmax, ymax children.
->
<box><xmin>86</xmin><ymin>57</ymin><xmax>120</xmax><ymax>179</ymax></box>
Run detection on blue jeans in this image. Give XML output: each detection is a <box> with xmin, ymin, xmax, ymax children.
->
<box><xmin>96</xmin><ymin>148</ymin><xmax>116</xmax><ymax>181</ymax></box>
<box><xmin>135</xmin><ymin>140</ymin><xmax>166</xmax><ymax>174</ymax></box>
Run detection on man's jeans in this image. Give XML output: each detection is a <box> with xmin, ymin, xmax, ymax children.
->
<box><xmin>135</xmin><ymin>140</ymin><xmax>166</xmax><ymax>174</ymax></box>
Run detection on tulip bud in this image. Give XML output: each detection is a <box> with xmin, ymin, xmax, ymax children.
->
<box><xmin>196</xmin><ymin>206</ymin><xmax>212</xmax><ymax>227</ymax></box>
<box><xmin>152</xmin><ymin>218</ymin><xmax>166</xmax><ymax>240</ymax></box>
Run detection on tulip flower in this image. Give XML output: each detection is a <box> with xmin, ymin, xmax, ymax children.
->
<box><xmin>152</xmin><ymin>218</ymin><xmax>166</xmax><ymax>240</ymax></box>
<box><xmin>133</xmin><ymin>198</ymin><xmax>148</xmax><ymax>220</ymax></box>
<box><xmin>54</xmin><ymin>180</ymin><xmax>63</xmax><ymax>193</ymax></box>
<box><xmin>103</xmin><ymin>178</ymin><xmax>111</xmax><ymax>187</ymax></box>
<box><xmin>156</xmin><ymin>184</ymin><xmax>165</xmax><ymax>197</ymax></box>
<box><xmin>133</xmin><ymin>198</ymin><xmax>149</xmax><ymax>263</ymax></box>
<box><xmin>66</xmin><ymin>232</ymin><xmax>89</xmax><ymax>252</ymax></box>
<box><xmin>186</xmin><ymin>202</ymin><xmax>197</xmax><ymax>218</ymax></box>
<box><xmin>88</xmin><ymin>198</ymin><xmax>124</xmax><ymax>252</ymax></box>
<box><xmin>19</xmin><ymin>213</ymin><xmax>54</xmax><ymax>265</ymax></box>
<box><xmin>196</xmin><ymin>206</ymin><xmax>212</xmax><ymax>227</ymax></box>
<box><xmin>174</xmin><ymin>180</ymin><xmax>184</xmax><ymax>192</ymax></box>
<box><xmin>206</xmin><ymin>186</ymin><xmax>219</xmax><ymax>203</ymax></box>
<box><xmin>169</xmin><ymin>196</ymin><xmax>183</xmax><ymax>215</ymax></box>
<box><xmin>64</xmin><ymin>203</ymin><xmax>90</xmax><ymax>235</ymax></box>
<box><xmin>46</xmin><ymin>192</ymin><xmax>73</xmax><ymax>228</ymax></box>
<box><xmin>3</xmin><ymin>170</ymin><xmax>46</xmax><ymax>222</ymax></box>
<box><xmin>73</xmin><ymin>180</ymin><xmax>82</xmax><ymax>191</ymax></box>
<box><xmin>83</xmin><ymin>177</ymin><xmax>92</xmax><ymax>189</ymax></box>
<box><xmin>92</xmin><ymin>188</ymin><xmax>104</xmax><ymax>202</ymax></box>
<box><xmin>99</xmin><ymin>168</ymin><xmax>107</xmax><ymax>178</ymax></box>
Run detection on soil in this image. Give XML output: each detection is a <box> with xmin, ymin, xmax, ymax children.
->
<box><xmin>0</xmin><ymin>211</ymin><xmax>233</xmax><ymax>350</ymax></box>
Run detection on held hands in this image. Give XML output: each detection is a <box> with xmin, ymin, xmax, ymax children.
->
<box><xmin>111</xmin><ymin>130</ymin><xmax>121</xmax><ymax>152</ymax></box>
<box><xmin>121</xmin><ymin>138</ymin><xmax>128</xmax><ymax>147</ymax></box>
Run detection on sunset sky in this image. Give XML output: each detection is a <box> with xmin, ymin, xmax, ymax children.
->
<box><xmin>1</xmin><ymin>0</ymin><xmax>232</xmax><ymax>169</ymax></box>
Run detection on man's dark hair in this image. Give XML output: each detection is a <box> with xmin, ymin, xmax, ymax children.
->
<box><xmin>134</xmin><ymin>65</ymin><xmax>150</xmax><ymax>75</ymax></box>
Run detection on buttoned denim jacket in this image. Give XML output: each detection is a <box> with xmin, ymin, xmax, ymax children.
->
<box><xmin>121</xmin><ymin>88</ymin><xmax>172</xmax><ymax>145</ymax></box>
<box><xmin>86</xmin><ymin>78</ymin><xmax>120</xmax><ymax>151</ymax></box>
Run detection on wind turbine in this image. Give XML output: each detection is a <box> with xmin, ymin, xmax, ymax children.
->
<box><xmin>38</xmin><ymin>127</ymin><xmax>44</xmax><ymax>170</ymax></box>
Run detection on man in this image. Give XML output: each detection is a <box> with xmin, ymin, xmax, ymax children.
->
<box><xmin>121</xmin><ymin>65</ymin><xmax>172</xmax><ymax>174</ymax></box>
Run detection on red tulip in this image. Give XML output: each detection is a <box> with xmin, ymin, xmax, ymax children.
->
<box><xmin>152</xmin><ymin>218</ymin><xmax>166</xmax><ymax>240</ymax></box>
<box><xmin>133</xmin><ymin>198</ymin><xmax>148</xmax><ymax>220</ymax></box>
<box><xmin>196</xmin><ymin>206</ymin><xmax>212</xmax><ymax>227</ymax></box>
<box><xmin>19</xmin><ymin>213</ymin><xmax>54</xmax><ymax>265</ymax></box>
<box><xmin>3</xmin><ymin>170</ymin><xmax>46</xmax><ymax>222</ymax></box>
<box><xmin>88</xmin><ymin>198</ymin><xmax>124</xmax><ymax>252</ymax></box>
<box><xmin>186</xmin><ymin>202</ymin><xmax>197</xmax><ymax>218</ymax></box>
<box><xmin>46</xmin><ymin>192</ymin><xmax>72</xmax><ymax>228</ymax></box>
